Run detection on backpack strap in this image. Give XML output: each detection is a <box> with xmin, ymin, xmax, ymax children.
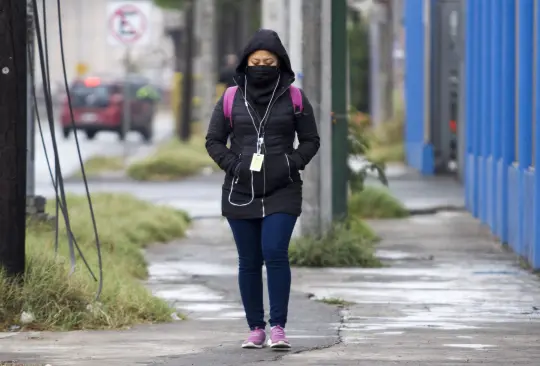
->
<box><xmin>289</xmin><ymin>85</ymin><xmax>304</xmax><ymax>115</ymax></box>
<box><xmin>223</xmin><ymin>86</ymin><xmax>238</xmax><ymax>128</ymax></box>
<box><xmin>225</xmin><ymin>85</ymin><xmax>302</xmax><ymax>129</ymax></box>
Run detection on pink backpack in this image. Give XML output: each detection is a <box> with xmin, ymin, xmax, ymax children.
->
<box><xmin>223</xmin><ymin>85</ymin><xmax>303</xmax><ymax>128</ymax></box>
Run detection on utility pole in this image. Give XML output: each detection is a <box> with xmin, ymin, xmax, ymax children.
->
<box><xmin>261</xmin><ymin>0</ymin><xmax>287</xmax><ymax>37</ymax></box>
<box><xmin>381</xmin><ymin>0</ymin><xmax>394</xmax><ymax>121</ymax></box>
<box><xmin>320</xmin><ymin>0</ymin><xmax>333</xmax><ymax>230</ymax></box>
<box><xmin>0</xmin><ymin>0</ymin><xmax>28</xmax><ymax>277</ymax></box>
<box><xmin>197</xmin><ymin>0</ymin><xmax>216</xmax><ymax>132</ymax></box>
<box><xmin>300</xmin><ymin>0</ymin><xmax>323</xmax><ymax>237</ymax></box>
<box><xmin>370</xmin><ymin>0</ymin><xmax>394</xmax><ymax>126</ymax></box>
<box><xmin>299</xmin><ymin>0</ymin><xmax>333</xmax><ymax>237</ymax></box>
<box><xmin>331</xmin><ymin>0</ymin><xmax>348</xmax><ymax>220</ymax></box>
<box><xmin>180</xmin><ymin>0</ymin><xmax>195</xmax><ymax>141</ymax></box>
<box><xmin>288</xmin><ymin>0</ymin><xmax>303</xmax><ymax>88</ymax></box>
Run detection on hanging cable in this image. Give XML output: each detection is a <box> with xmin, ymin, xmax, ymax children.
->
<box><xmin>31</xmin><ymin>0</ymin><xmax>99</xmax><ymax>283</ymax></box>
<box><xmin>28</xmin><ymin>47</ymin><xmax>97</xmax><ymax>282</ymax></box>
<box><xmin>39</xmin><ymin>0</ymin><xmax>60</xmax><ymax>255</ymax></box>
<box><xmin>32</xmin><ymin>0</ymin><xmax>76</xmax><ymax>274</ymax></box>
<box><xmin>39</xmin><ymin>0</ymin><xmax>61</xmax><ymax>255</ymax></box>
<box><xmin>54</xmin><ymin>0</ymin><xmax>104</xmax><ymax>300</ymax></box>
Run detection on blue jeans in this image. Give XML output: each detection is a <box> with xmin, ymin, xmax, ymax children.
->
<box><xmin>227</xmin><ymin>213</ymin><xmax>297</xmax><ymax>330</ymax></box>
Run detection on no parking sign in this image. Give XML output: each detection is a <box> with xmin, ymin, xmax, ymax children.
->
<box><xmin>106</xmin><ymin>1</ymin><xmax>153</xmax><ymax>47</ymax></box>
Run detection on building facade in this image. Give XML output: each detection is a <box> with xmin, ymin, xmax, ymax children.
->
<box><xmin>404</xmin><ymin>0</ymin><xmax>540</xmax><ymax>269</ymax></box>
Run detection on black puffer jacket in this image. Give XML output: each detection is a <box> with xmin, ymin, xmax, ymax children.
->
<box><xmin>205</xmin><ymin>29</ymin><xmax>320</xmax><ymax>219</ymax></box>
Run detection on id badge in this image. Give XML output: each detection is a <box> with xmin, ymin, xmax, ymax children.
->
<box><xmin>250</xmin><ymin>154</ymin><xmax>264</xmax><ymax>172</ymax></box>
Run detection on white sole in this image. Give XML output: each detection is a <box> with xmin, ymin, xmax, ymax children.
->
<box><xmin>242</xmin><ymin>341</ymin><xmax>265</xmax><ymax>349</ymax></box>
<box><xmin>267</xmin><ymin>339</ymin><xmax>292</xmax><ymax>350</ymax></box>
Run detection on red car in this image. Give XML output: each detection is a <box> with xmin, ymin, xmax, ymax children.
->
<box><xmin>60</xmin><ymin>76</ymin><xmax>155</xmax><ymax>142</ymax></box>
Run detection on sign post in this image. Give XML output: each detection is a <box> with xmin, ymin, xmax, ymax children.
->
<box><xmin>106</xmin><ymin>1</ymin><xmax>152</xmax><ymax>164</ymax></box>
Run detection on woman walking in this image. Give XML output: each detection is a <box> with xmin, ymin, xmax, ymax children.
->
<box><xmin>205</xmin><ymin>29</ymin><xmax>320</xmax><ymax>350</ymax></box>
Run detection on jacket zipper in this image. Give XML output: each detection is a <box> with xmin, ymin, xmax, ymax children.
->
<box><xmin>260</xmin><ymin>85</ymin><xmax>291</xmax><ymax>217</ymax></box>
<box><xmin>285</xmin><ymin>154</ymin><xmax>293</xmax><ymax>183</ymax></box>
<box><xmin>233</xmin><ymin>77</ymin><xmax>293</xmax><ymax>218</ymax></box>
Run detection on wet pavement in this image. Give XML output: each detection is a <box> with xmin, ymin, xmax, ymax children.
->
<box><xmin>37</xmin><ymin>161</ymin><xmax>465</xmax><ymax>222</ymax></box>
<box><xmin>0</xmin><ymin>218</ymin><xmax>340</xmax><ymax>366</ymax></box>
<box><xmin>34</xmin><ymin>111</ymin><xmax>174</xmax><ymax>186</ymax></box>
<box><xmin>2</xmin><ymin>212</ymin><xmax>540</xmax><ymax>364</ymax></box>
<box><xmin>17</xmin><ymin>136</ymin><xmax>538</xmax><ymax>364</ymax></box>
<box><xmin>36</xmin><ymin>173</ymin><xmax>223</xmax><ymax>219</ymax></box>
<box><xmin>285</xmin><ymin>212</ymin><xmax>540</xmax><ymax>365</ymax></box>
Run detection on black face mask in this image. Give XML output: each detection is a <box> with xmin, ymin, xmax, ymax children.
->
<box><xmin>246</xmin><ymin>66</ymin><xmax>280</xmax><ymax>86</ymax></box>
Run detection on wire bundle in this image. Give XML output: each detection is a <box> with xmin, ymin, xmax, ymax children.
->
<box><xmin>29</xmin><ymin>0</ymin><xmax>103</xmax><ymax>300</ymax></box>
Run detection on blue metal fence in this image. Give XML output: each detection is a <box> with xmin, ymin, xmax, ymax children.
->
<box><xmin>404</xmin><ymin>0</ymin><xmax>540</xmax><ymax>269</ymax></box>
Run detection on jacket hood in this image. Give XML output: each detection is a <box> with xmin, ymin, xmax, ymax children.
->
<box><xmin>235</xmin><ymin>29</ymin><xmax>295</xmax><ymax>81</ymax></box>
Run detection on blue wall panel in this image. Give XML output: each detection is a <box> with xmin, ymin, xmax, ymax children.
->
<box><xmin>524</xmin><ymin>170</ymin><xmax>535</xmax><ymax>262</ymax></box>
<box><xmin>534</xmin><ymin>0</ymin><xmax>540</xmax><ymax>269</ymax></box>
<box><xmin>508</xmin><ymin>165</ymin><xmax>520</xmax><ymax>251</ymax></box>
<box><xmin>491</xmin><ymin>0</ymin><xmax>503</xmax><ymax>235</ymax></box>
<box><xmin>517</xmin><ymin>0</ymin><xmax>534</xmax><ymax>257</ymax></box>
<box><xmin>404</xmin><ymin>0</ymin><xmax>434</xmax><ymax>175</ymax></box>
<box><xmin>470</xmin><ymin>0</ymin><xmax>481</xmax><ymax>217</ymax></box>
<box><xmin>500</xmin><ymin>0</ymin><xmax>516</xmax><ymax>244</ymax></box>
<box><xmin>403</xmin><ymin>0</ymin><xmax>540</xmax><ymax>270</ymax></box>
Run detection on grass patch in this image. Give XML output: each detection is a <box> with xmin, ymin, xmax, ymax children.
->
<box><xmin>364</xmin><ymin>110</ymin><xmax>405</xmax><ymax>164</ymax></box>
<box><xmin>289</xmin><ymin>220</ymin><xmax>382</xmax><ymax>268</ymax></box>
<box><xmin>318</xmin><ymin>297</ymin><xmax>355</xmax><ymax>307</ymax></box>
<box><xmin>366</xmin><ymin>142</ymin><xmax>405</xmax><ymax>164</ymax></box>
<box><xmin>0</xmin><ymin>193</ymin><xmax>190</xmax><ymax>331</ymax></box>
<box><xmin>349</xmin><ymin>185</ymin><xmax>409</xmax><ymax>219</ymax></box>
<box><xmin>72</xmin><ymin>156</ymin><xmax>125</xmax><ymax>179</ymax></box>
<box><xmin>127</xmin><ymin>136</ymin><xmax>215</xmax><ymax>181</ymax></box>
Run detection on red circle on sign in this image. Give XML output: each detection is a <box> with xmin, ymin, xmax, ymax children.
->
<box><xmin>108</xmin><ymin>4</ymin><xmax>147</xmax><ymax>44</ymax></box>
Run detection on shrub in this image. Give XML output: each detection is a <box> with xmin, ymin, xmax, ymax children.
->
<box><xmin>289</xmin><ymin>220</ymin><xmax>382</xmax><ymax>268</ymax></box>
<box><xmin>71</xmin><ymin>156</ymin><xmax>124</xmax><ymax>179</ymax></box>
<box><xmin>127</xmin><ymin>136</ymin><xmax>215</xmax><ymax>181</ymax></box>
<box><xmin>0</xmin><ymin>193</ymin><xmax>190</xmax><ymax>330</ymax></box>
<box><xmin>349</xmin><ymin>185</ymin><xmax>409</xmax><ymax>219</ymax></box>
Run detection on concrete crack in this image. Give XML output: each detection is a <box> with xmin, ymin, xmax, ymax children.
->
<box><xmin>258</xmin><ymin>306</ymin><xmax>345</xmax><ymax>364</ymax></box>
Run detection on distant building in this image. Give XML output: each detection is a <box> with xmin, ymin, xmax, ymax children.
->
<box><xmin>33</xmin><ymin>0</ymin><xmax>174</xmax><ymax>94</ymax></box>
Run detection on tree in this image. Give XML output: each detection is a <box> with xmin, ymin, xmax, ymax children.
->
<box><xmin>348</xmin><ymin>13</ymin><xmax>370</xmax><ymax>114</ymax></box>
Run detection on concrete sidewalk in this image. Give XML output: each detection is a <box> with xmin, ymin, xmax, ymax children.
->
<box><xmin>0</xmin><ymin>219</ymin><xmax>339</xmax><ymax>366</ymax></box>
<box><xmin>2</xmin><ymin>213</ymin><xmax>540</xmax><ymax>365</ymax></box>
<box><xmin>289</xmin><ymin>212</ymin><xmax>540</xmax><ymax>365</ymax></box>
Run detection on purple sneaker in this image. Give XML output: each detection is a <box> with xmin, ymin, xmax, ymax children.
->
<box><xmin>267</xmin><ymin>325</ymin><xmax>291</xmax><ymax>350</ymax></box>
<box><xmin>242</xmin><ymin>327</ymin><xmax>266</xmax><ymax>349</ymax></box>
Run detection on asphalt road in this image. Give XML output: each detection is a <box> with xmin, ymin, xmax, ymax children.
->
<box><xmin>33</xmin><ymin>113</ymin><xmax>174</xmax><ymax>189</ymax></box>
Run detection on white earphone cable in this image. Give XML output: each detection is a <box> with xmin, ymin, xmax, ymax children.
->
<box><xmin>227</xmin><ymin>74</ymin><xmax>280</xmax><ymax>207</ymax></box>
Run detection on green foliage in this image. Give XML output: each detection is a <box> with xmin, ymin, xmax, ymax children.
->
<box><xmin>366</xmin><ymin>142</ymin><xmax>405</xmax><ymax>165</ymax></box>
<box><xmin>0</xmin><ymin>194</ymin><xmax>190</xmax><ymax>330</ymax></box>
<box><xmin>348</xmin><ymin>15</ymin><xmax>370</xmax><ymax>113</ymax></box>
<box><xmin>365</xmin><ymin>108</ymin><xmax>406</xmax><ymax>164</ymax></box>
<box><xmin>127</xmin><ymin>136</ymin><xmax>215</xmax><ymax>181</ymax></box>
<box><xmin>318</xmin><ymin>298</ymin><xmax>355</xmax><ymax>307</ymax></box>
<box><xmin>348</xmin><ymin>109</ymin><xmax>388</xmax><ymax>192</ymax></box>
<box><xmin>349</xmin><ymin>186</ymin><xmax>409</xmax><ymax>219</ymax></box>
<box><xmin>289</xmin><ymin>219</ymin><xmax>382</xmax><ymax>268</ymax></box>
